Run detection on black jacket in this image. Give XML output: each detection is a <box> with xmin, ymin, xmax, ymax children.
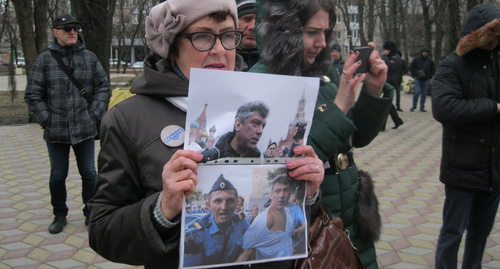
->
<box><xmin>410</xmin><ymin>53</ymin><xmax>435</xmax><ymax>81</ymax></box>
<box><xmin>431</xmin><ymin>3</ymin><xmax>500</xmax><ymax>192</ymax></box>
<box><xmin>382</xmin><ymin>52</ymin><xmax>406</xmax><ymax>87</ymax></box>
<box><xmin>202</xmin><ymin>131</ymin><xmax>263</xmax><ymax>161</ymax></box>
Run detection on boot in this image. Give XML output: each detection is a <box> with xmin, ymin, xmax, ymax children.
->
<box><xmin>49</xmin><ymin>215</ymin><xmax>67</xmax><ymax>234</ymax></box>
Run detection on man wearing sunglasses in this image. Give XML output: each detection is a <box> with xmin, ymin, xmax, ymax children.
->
<box><xmin>24</xmin><ymin>14</ymin><xmax>110</xmax><ymax>235</ymax></box>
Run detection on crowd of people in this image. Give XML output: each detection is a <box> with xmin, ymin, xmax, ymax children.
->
<box><xmin>22</xmin><ymin>0</ymin><xmax>499</xmax><ymax>268</ymax></box>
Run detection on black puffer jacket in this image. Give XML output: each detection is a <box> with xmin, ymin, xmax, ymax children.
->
<box><xmin>432</xmin><ymin>3</ymin><xmax>500</xmax><ymax>192</ymax></box>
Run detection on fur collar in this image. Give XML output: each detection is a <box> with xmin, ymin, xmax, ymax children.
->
<box><xmin>457</xmin><ymin>18</ymin><xmax>500</xmax><ymax>56</ymax></box>
<box><xmin>257</xmin><ymin>0</ymin><xmax>333</xmax><ymax>76</ymax></box>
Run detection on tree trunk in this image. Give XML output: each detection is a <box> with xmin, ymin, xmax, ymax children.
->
<box><xmin>420</xmin><ymin>0</ymin><xmax>433</xmax><ymax>54</ymax></box>
<box><xmin>11</xmin><ymin>0</ymin><xmax>38</xmax><ymax>78</ymax></box>
<box><xmin>366</xmin><ymin>0</ymin><xmax>375</xmax><ymax>42</ymax></box>
<box><xmin>71</xmin><ymin>0</ymin><xmax>117</xmax><ymax>81</ymax></box>
<box><xmin>433</xmin><ymin>0</ymin><xmax>444</xmax><ymax>63</ymax></box>
<box><xmin>389</xmin><ymin>0</ymin><xmax>398</xmax><ymax>41</ymax></box>
<box><xmin>34</xmin><ymin>0</ymin><xmax>48</xmax><ymax>54</ymax></box>
<box><xmin>445</xmin><ymin>0</ymin><xmax>461</xmax><ymax>55</ymax></box>
<box><xmin>358</xmin><ymin>0</ymin><xmax>367</xmax><ymax>46</ymax></box>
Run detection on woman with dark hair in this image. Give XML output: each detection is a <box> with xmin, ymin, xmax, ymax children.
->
<box><xmin>251</xmin><ymin>0</ymin><xmax>394</xmax><ymax>267</ymax></box>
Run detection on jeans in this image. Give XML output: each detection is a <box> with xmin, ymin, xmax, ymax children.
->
<box><xmin>412</xmin><ymin>78</ymin><xmax>430</xmax><ymax>109</ymax></box>
<box><xmin>435</xmin><ymin>185</ymin><xmax>500</xmax><ymax>269</ymax></box>
<box><xmin>46</xmin><ymin>139</ymin><xmax>96</xmax><ymax>218</ymax></box>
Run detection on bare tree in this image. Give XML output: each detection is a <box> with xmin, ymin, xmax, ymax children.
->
<box><xmin>71</xmin><ymin>0</ymin><xmax>117</xmax><ymax>80</ymax></box>
<box><xmin>11</xmin><ymin>0</ymin><xmax>48</xmax><ymax>78</ymax></box>
<box><xmin>334</xmin><ymin>0</ymin><xmax>353</xmax><ymax>49</ymax></box>
<box><xmin>113</xmin><ymin>0</ymin><xmax>151</xmax><ymax>73</ymax></box>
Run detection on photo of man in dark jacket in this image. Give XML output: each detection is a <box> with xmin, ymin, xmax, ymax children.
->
<box><xmin>24</xmin><ymin>14</ymin><xmax>110</xmax><ymax>234</ymax></box>
<box><xmin>202</xmin><ymin>100</ymin><xmax>269</xmax><ymax>161</ymax></box>
<box><xmin>410</xmin><ymin>47</ymin><xmax>435</xmax><ymax>112</ymax></box>
<box><xmin>432</xmin><ymin>3</ymin><xmax>500</xmax><ymax>268</ymax></box>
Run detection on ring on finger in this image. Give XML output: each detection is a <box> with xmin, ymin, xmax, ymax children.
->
<box><xmin>314</xmin><ymin>164</ymin><xmax>319</xmax><ymax>173</ymax></box>
<box><xmin>342</xmin><ymin>70</ymin><xmax>351</xmax><ymax>83</ymax></box>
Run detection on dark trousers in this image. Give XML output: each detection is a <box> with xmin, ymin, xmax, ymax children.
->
<box><xmin>46</xmin><ymin>139</ymin><xmax>96</xmax><ymax>218</ymax></box>
<box><xmin>388</xmin><ymin>105</ymin><xmax>403</xmax><ymax>125</ymax></box>
<box><xmin>394</xmin><ymin>83</ymin><xmax>402</xmax><ymax>109</ymax></box>
<box><xmin>435</xmin><ymin>184</ymin><xmax>500</xmax><ymax>269</ymax></box>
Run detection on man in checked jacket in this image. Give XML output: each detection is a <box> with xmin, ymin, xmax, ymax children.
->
<box><xmin>24</xmin><ymin>14</ymin><xmax>109</xmax><ymax>234</ymax></box>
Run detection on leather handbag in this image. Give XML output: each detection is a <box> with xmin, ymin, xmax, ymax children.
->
<box><xmin>294</xmin><ymin>204</ymin><xmax>364</xmax><ymax>269</ymax></box>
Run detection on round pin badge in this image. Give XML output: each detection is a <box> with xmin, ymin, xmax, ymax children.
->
<box><xmin>160</xmin><ymin>125</ymin><xmax>185</xmax><ymax>147</ymax></box>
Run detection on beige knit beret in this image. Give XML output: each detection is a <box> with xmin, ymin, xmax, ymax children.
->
<box><xmin>145</xmin><ymin>0</ymin><xmax>238</xmax><ymax>59</ymax></box>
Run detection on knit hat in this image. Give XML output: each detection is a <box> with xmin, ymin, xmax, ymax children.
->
<box><xmin>145</xmin><ymin>0</ymin><xmax>238</xmax><ymax>59</ymax></box>
<box><xmin>236</xmin><ymin>0</ymin><xmax>256</xmax><ymax>17</ymax></box>
<box><xmin>209</xmin><ymin>174</ymin><xmax>237</xmax><ymax>194</ymax></box>
<box><xmin>421</xmin><ymin>47</ymin><xmax>430</xmax><ymax>53</ymax></box>
<box><xmin>330</xmin><ymin>43</ymin><xmax>341</xmax><ymax>52</ymax></box>
<box><xmin>52</xmin><ymin>14</ymin><xmax>81</xmax><ymax>29</ymax></box>
<box><xmin>383</xmin><ymin>41</ymin><xmax>397</xmax><ymax>52</ymax></box>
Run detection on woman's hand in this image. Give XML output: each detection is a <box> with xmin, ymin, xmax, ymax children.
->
<box><xmin>363</xmin><ymin>42</ymin><xmax>388</xmax><ymax>96</ymax></box>
<box><xmin>335</xmin><ymin>50</ymin><xmax>367</xmax><ymax>114</ymax></box>
<box><xmin>286</xmin><ymin>145</ymin><xmax>324</xmax><ymax>199</ymax></box>
<box><xmin>160</xmin><ymin>150</ymin><xmax>203</xmax><ymax>220</ymax></box>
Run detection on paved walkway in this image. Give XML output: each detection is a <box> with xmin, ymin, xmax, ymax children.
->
<box><xmin>1</xmin><ymin>91</ymin><xmax>499</xmax><ymax>268</ymax></box>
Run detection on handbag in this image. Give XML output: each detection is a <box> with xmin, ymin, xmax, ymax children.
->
<box><xmin>416</xmin><ymin>69</ymin><xmax>427</xmax><ymax>80</ymax></box>
<box><xmin>416</xmin><ymin>59</ymin><xmax>429</xmax><ymax>80</ymax></box>
<box><xmin>50</xmin><ymin>51</ymin><xmax>101</xmax><ymax>140</ymax></box>
<box><xmin>294</xmin><ymin>204</ymin><xmax>364</xmax><ymax>269</ymax></box>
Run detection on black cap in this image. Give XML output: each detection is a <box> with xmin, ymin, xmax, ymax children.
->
<box><xmin>209</xmin><ymin>174</ymin><xmax>237</xmax><ymax>194</ymax></box>
<box><xmin>383</xmin><ymin>41</ymin><xmax>397</xmax><ymax>52</ymax></box>
<box><xmin>330</xmin><ymin>43</ymin><xmax>341</xmax><ymax>52</ymax></box>
<box><xmin>52</xmin><ymin>14</ymin><xmax>81</xmax><ymax>29</ymax></box>
<box><xmin>421</xmin><ymin>47</ymin><xmax>430</xmax><ymax>53</ymax></box>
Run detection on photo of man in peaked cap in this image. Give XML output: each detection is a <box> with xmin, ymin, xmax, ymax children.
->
<box><xmin>183</xmin><ymin>174</ymin><xmax>249</xmax><ymax>267</ymax></box>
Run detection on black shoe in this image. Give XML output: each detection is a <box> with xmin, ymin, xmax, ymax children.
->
<box><xmin>396</xmin><ymin>108</ymin><xmax>403</xmax><ymax>112</ymax></box>
<box><xmin>392</xmin><ymin>121</ymin><xmax>404</xmax><ymax>129</ymax></box>
<box><xmin>410</xmin><ymin>107</ymin><xmax>415</xmax><ymax>112</ymax></box>
<box><xmin>49</xmin><ymin>216</ymin><xmax>67</xmax><ymax>234</ymax></box>
<box><xmin>420</xmin><ymin>108</ymin><xmax>426</xmax><ymax>112</ymax></box>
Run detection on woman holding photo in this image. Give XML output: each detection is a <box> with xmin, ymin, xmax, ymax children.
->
<box><xmin>250</xmin><ymin>0</ymin><xmax>393</xmax><ymax>267</ymax></box>
<box><xmin>87</xmin><ymin>0</ymin><xmax>324</xmax><ymax>268</ymax></box>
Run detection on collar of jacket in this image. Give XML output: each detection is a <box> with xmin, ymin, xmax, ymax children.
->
<box><xmin>256</xmin><ymin>0</ymin><xmax>333</xmax><ymax>76</ymax></box>
<box><xmin>457</xmin><ymin>17</ymin><xmax>500</xmax><ymax>56</ymax></box>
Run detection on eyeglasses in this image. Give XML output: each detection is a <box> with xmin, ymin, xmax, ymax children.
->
<box><xmin>180</xmin><ymin>31</ymin><xmax>243</xmax><ymax>52</ymax></box>
<box><xmin>56</xmin><ymin>26</ymin><xmax>80</xmax><ymax>33</ymax></box>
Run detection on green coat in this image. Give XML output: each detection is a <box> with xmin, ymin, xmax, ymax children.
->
<box><xmin>251</xmin><ymin>62</ymin><xmax>394</xmax><ymax>268</ymax></box>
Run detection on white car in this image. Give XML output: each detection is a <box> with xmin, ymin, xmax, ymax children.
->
<box><xmin>131</xmin><ymin>61</ymin><xmax>144</xmax><ymax>69</ymax></box>
<box><xmin>17</xmin><ymin>57</ymin><xmax>25</xmax><ymax>68</ymax></box>
<box><xmin>109</xmin><ymin>59</ymin><xmax>128</xmax><ymax>68</ymax></box>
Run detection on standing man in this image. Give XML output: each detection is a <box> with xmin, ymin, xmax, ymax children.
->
<box><xmin>184</xmin><ymin>174</ymin><xmax>249</xmax><ymax>266</ymax></box>
<box><xmin>202</xmin><ymin>100</ymin><xmax>269</xmax><ymax>160</ymax></box>
<box><xmin>381</xmin><ymin>41</ymin><xmax>405</xmax><ymax>129</ymax></box>
<box><xmin>410</xmin><ymin>47</ymin><xmax>435</xmax><ymax>112</ymax></box>
<box><xmin>25</xmin><ymin>14</ymin><xmax>110</xmax><ymax>234</ymax></box>
<box><xmin>330</xmin><ymin>43</ymin><xmax>344</xmax><ymax>73</ymax></box>
<box><xmin>432</xmin><ymin>3</ymin><xmax>500</xmax><ymax>268</ymax></box>
<box><xmin>236</xmin><ymin>0</ymin><xmax>259</xmax><ymax>70</ymax></box>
